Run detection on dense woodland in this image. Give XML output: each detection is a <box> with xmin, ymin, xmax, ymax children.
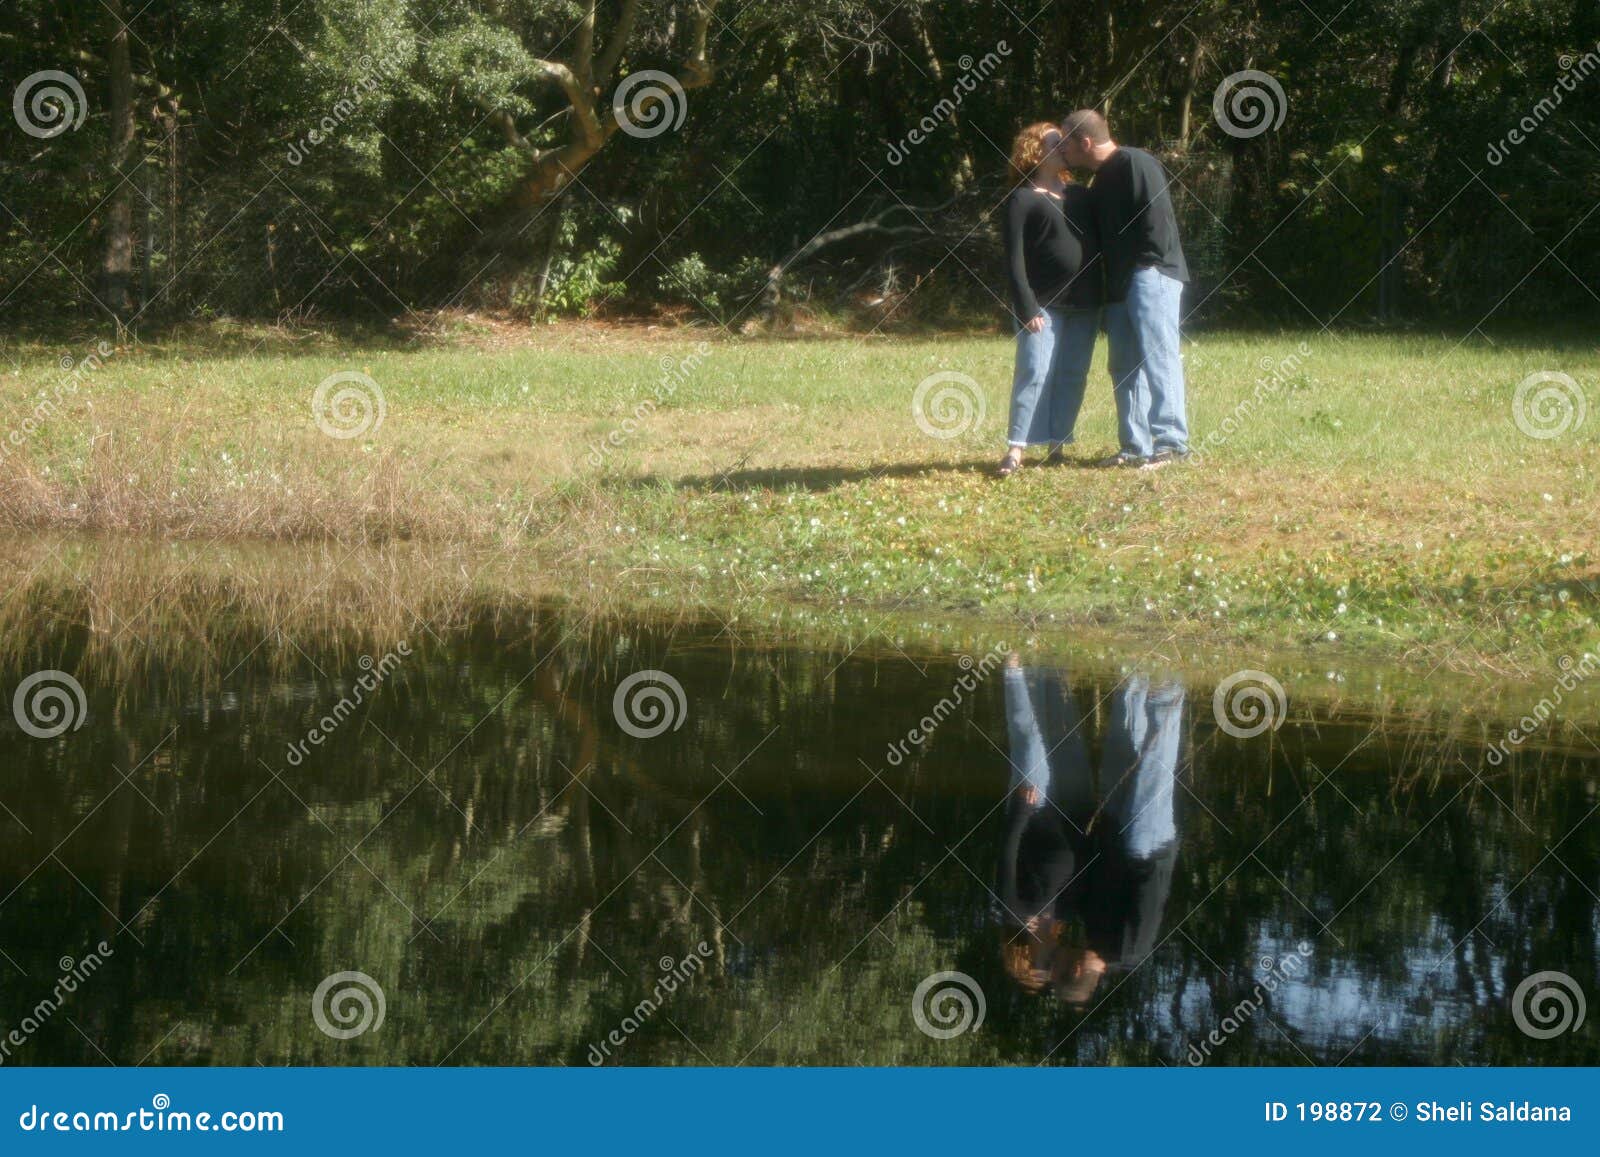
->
<box><xmin>2</xmin><ymin>0</ymin><xmax>1597</xmax><ymax>331</ymax></box>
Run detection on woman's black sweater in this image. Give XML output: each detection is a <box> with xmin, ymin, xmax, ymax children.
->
<box><xmin>1001</xmin><ymin>184</ymin><xmax>1103</xmax><ymax>324</ymax></box>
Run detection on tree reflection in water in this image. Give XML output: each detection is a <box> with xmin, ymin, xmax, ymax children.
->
<box><xmin>0</xmin><ymin>603</ymin><xmax>1594</xmax><ymax>1066</ymax></box>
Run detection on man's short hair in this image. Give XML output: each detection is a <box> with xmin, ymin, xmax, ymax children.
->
<box><xmin>1059</xmin><ymin>109</ymin><xmax>1110</xmax><ymax>144</ymax></box>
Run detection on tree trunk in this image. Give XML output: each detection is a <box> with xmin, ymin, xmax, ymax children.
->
<box><xmin>532</xmin><ymin>207</ymin><xmax>564</xmax><ymax>314</ymax></box>
<box><xmin>140</xmin><ymin>145</ymin><xmax>156</xmax><ymax>304</ymax></box>
<box><xmin>1100</xmin><ymin>1</ymin><xmax>1116</xmax><ymax>118</ymax></box>
<box><xmin>907</xmin><ymin>5</ymin><xmax>974</xmax><ymax>190</ymax></box>
<box><xmin>1176</xmin><ymin>41</ymin><xmax>1205</xmax><ymax>150</ymax></box>
<box><xmin>1376</xmin><ymin>29</ymin><xmax>1423</xmax><ymax>323</ymax></box>
<box><xmin>101</xmin><ymin>0</ymin><xmax>136</xmax><ymax>321</ymax></box>
<box><xmin>509</xmin><ymin>0</ymin><xmax>716</xmax><ymax>212</ymax></box>
<box><xmin>165</xmin><ymin>105</ymin><xmax>181</xmax><ymax>312</ymax></box>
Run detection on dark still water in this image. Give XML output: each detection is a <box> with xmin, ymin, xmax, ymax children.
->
<box><xmin>0</xmin><ymin>608</ymin><xmax>1595</xmax><ymax>1066</ymax></box>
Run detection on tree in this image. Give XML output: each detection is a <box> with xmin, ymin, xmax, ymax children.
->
<box><xmin>101</xmin><ymin>0</ymin><xmax>136</xmax><ymax>320</ymax></box>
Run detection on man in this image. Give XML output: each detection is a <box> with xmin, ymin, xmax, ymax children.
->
<box><xmin>1058</xmin><ymin>109</ymin><xmax>1190</xmax><ymax>469</ymax></box>
<box><xmin>995</xmin><ymin>657</ymin><xmax>1183</xmax><ymax>1006</ymax></box>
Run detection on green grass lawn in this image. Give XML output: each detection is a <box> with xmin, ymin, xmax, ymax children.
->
<box><xmin>1</xmin><ymin>317</ymin><xmax>1595</xmax><ymax>672</ymax></box>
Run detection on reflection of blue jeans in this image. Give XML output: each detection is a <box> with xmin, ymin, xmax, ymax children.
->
<box><xmin>1102</xmin><ymin>675</ymin><xmax>1184</xmax><ymax>860</ymax></box>
<box><xmin>1003</xmin><ymin>667</ymin><xmax>1090</xmax><ymax>807</ymax></box>
<box><xmin>1104</xmin><ymin>269</ymin><xmax>1187</xmax><ymax>457</ymax></box>
<box><xmin>1007</xmin><ymin>307</ymin><xmax>1099</xmax><ymax>446</ymax></box>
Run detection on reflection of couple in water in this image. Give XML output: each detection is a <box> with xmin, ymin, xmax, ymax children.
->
<box><xmin>995</xmin><ymin>655</ymin><xmax>1184</xmax><ymax>1005</ymax></box>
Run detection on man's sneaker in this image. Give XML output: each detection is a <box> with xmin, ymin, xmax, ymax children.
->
<box><xmin>1140</xmin><ymin>448</ymin><xmax>1190</xmax><ymax>471</ymax></box>
<box><xmin>1094</xmin><ymin>452</ymin><xmax>1144</xmax><ymax>469</ymax></box>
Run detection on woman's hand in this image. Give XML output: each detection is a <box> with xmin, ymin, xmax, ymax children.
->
<box><xmin>1024</xmin><ymin>313</ymin><xmax>1046</xmax><ymax>334</ymax></box>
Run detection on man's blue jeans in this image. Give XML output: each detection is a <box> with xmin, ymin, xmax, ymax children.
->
<box><xmin>1104</xmin><ymin>268</ymin><xmax>1188</xmax><ymax>457</ymax></box>
<box><xmin>1007</xmin><ymin>306</ymin><xmax>1099</xmax><ymax>447</ymax></box>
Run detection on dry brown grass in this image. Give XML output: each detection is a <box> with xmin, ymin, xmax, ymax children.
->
<box><xmin>0</xmin><ymin>323</ymin><xmax>1594</xmax><ymax>675</ymax></box>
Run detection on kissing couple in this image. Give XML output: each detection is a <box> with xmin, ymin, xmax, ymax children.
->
<box><xmin>997</xmin><ymin>109</ymin><xmax>1190</xmax><ymax>477</ymax></box>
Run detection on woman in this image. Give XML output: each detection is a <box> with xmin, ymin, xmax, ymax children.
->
<box><xmin>995</xmin><ymin>658</ymin><xmax>1183</xmax><ymax>1005</ymax></box>
<box><xmin>997</xmin><ymin>122</ymin><xmax>1103</xmax><ymax>477</ymax></box>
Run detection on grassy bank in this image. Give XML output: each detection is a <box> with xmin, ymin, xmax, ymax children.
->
<box><xmin>5</xmin><ymin>535</ymin><xmax>1600</xmax><ymax>737</ymax></box>
<box><xmin>1</xmin><ymin>318</ymin><xmax>1596</xmax><ymax>673</ymax></box>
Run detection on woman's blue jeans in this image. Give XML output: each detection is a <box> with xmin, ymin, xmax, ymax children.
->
<box><xmin>1007</xmin><ymin>306</ymin><xmax>1099</xmax><ymax>447</ymax></box>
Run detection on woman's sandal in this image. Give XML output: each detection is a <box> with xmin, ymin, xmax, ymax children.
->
<box><xmin>995</xmin><ymin>452</ymin><xmax>1023</xmax><ymax>478</ymax></box>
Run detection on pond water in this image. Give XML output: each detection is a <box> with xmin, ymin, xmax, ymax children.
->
<box><xmin>0</xmin><ymin>606</ymin><xmax>1595</xmax><ymax>1066</ymax></box>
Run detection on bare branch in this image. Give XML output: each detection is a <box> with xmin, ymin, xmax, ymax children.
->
<box><xmin>573</xmin><ymin>0</ymin><xmax>597</xmax><ymax>91</ymax></box>
<box><xmin>681</xmin><ymin>0</ymin><xmax>717</xmax><ymax>90</ymax></box>
<box><xmin>490</xmin><ymin>108</ymin><xmax>532</xmax><ymax>152</ymax></box>
<box><xmin>533</xmin><ymin>58</ymin><xmax>603</xmax><ymax>145</ymax></box>
<box><xmin>595</xmin><ymin>0</ymin><xmax>642</xmax><ymax>82</ymax></box>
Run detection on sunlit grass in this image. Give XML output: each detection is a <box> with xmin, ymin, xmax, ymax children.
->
<box><xmin>0</xmin><ymin>319</ymin><xmax>1594</xmax><ymax>671</ymax></box>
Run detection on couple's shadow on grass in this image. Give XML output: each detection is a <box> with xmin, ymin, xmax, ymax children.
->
<box><xmin>623</xmin><ymin>455</ymin><xmax>1103</xmax><ymax>494</ymax></box>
